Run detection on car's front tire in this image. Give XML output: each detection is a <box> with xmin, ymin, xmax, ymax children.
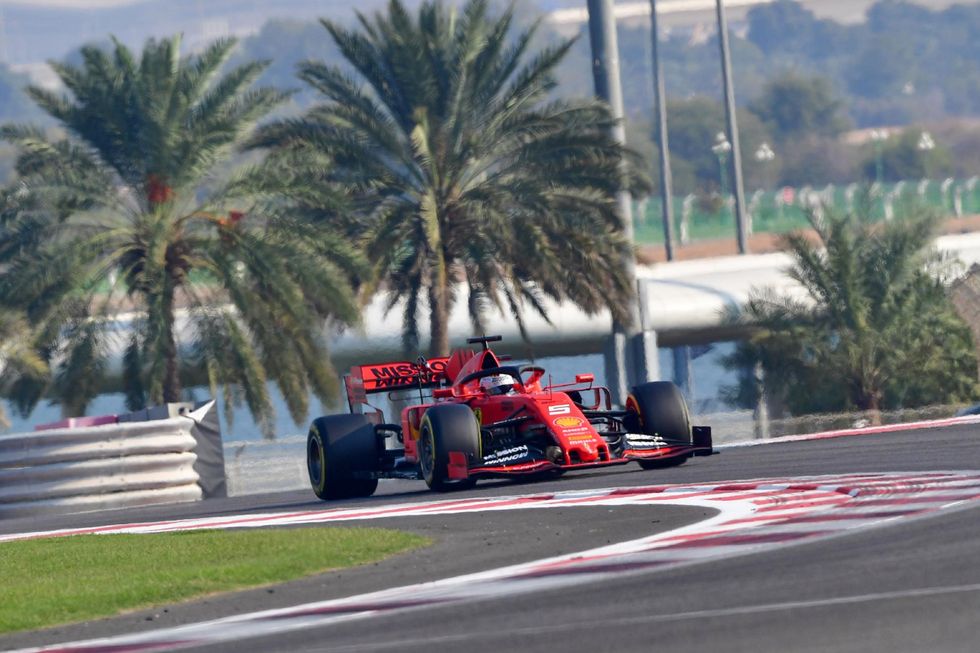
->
<box><xmin>626</xmin><ymin>381</ymin><xmax>693</xmax><ymax>470</ymax></box>
<box><xmin>307</xmin><ymin>414</ymin><xmax>380</xmax><ymax>500</ymax></box>
<box><xmin>419</xmin><ymin>404</ymin><xmax>480</xmax><ymax>492</ymax></box>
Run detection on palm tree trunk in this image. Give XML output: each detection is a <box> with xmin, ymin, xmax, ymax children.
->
<box><xmin>853</xmin><ymin>381</ymin><xmax>882</xmax><ymax>425</ymax></box>
<box><xmin>428</xmin><ymin>266</ymin><xmax>450</xmax><ymax>357</ymax></box>
<box><xmin>162</xmin><ymin>284</ymin><xmax>181</xmax><ymax>403</ymax></box>
<box><xmin>865</xmin><ymin>392</ymin><xmax>882</xmax><ymax>425</ymax></box>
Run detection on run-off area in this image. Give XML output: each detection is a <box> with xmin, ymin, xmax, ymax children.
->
<box><xmin>7</xmin><ymin>472</ymin><xmax>980</xmax><ymax>653</ymax></box>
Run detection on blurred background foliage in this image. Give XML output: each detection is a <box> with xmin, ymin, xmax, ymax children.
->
<box><xmin>0</xmin><ymin>0</ymin><xmax>979</xmax><ymax>193</ymax></box>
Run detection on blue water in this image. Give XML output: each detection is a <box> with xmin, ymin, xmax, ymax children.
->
<box><xmin>1</xmin><ymin>345</ymin><xmax>737</xmax><ymax>441</ymax></box>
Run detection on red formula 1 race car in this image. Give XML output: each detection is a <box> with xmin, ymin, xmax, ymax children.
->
<box><xmin>306</xmin><ymin>335</ymin><xmax>714</xmax><ymax>499</ymax></box>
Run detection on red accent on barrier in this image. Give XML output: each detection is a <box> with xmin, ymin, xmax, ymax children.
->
<box><xmin>34</xmin><ymin>414</ymin><xmax>119</xmax><ymax>431</ymax></box>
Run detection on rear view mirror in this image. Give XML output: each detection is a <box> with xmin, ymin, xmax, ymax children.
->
<box><xmin>575</xmin><ymin>373</ymin><xmax>594</xmax><ymax>385</ymax></box>
<box><xmin>433</xmin><ymin>387</ymin><xmax>454</xmax><ymax>399</ymax></box>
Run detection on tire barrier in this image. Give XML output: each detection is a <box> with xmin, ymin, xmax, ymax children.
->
<box><xmin>0</xmin><ymin>401</ymin><xmax>223</xmax><ymax>519</ymax></box>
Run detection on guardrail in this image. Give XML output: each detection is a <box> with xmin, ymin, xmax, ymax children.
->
<box><xmin>0</xmin><ymin>401</ymin><xmax>222</xmax><ymax>519</ymax></box>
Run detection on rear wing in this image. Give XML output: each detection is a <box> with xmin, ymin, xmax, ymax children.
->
<box><xmin>344</xmin><ymin>357</ymin><xmax>451</xmax><ymax>412</ymax></box>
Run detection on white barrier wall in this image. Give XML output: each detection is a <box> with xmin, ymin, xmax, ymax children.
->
<box><xmin>0</xmin><ymin>403</ymin><xmax>216</xmax><ymax>519</ymax></box>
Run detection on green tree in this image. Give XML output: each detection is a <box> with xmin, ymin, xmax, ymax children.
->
<box><xmin>746</xmin><ymin>0</ymin><xmax>820</xmax><ymax>57</ymax></box>
<box><xmin>250</xmin><ymin>0</ymin><xmax>638</xmax><ymax>356</ymax></box>
<box><xmin>747</xmin><ymin>0</ymin><xmax>850</xmax><ymax>62</ymax></box>
<box><xmin>657</xmin><ymin>97</ymin><xmax>771</xmax><ymax>193</ymax></box>
<box><xmin>845</xmin><ymin>34</ymin><xmax>916</xmax><ymax>101</ymax></box>
<box><xmin>0</xmin><ymin>309</ymin><xmax>48</xmax><ymax>428</ymax></box>
<box><xmin>727</xmin><ymin>205</ymin><xmax>977</xmax><ymax>416</ymax></box>
<box><xmin>861</xmin><ymin>129</ymin><xmax>953</xmax><ymax>182</ymax></box>
<box><xmin>749</xmin><ymin>73</ymin><xmax>849</xmax><ymax>142</ymax></box>
<box><xmin>0</xmin><ymin>36</ymin><xmax>362</xmax><ymax>433</ymax></box>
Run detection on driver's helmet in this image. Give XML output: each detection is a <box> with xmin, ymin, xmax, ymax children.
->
<box><xmin>479</xmin><ymin>373</ymin><xmax>517</xmax><ymax>396</ymax></box>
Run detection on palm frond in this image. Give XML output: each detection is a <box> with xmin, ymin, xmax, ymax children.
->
<box><xmin>254</xmin><ymin>0</ymin><xmax>636</xmax><ymax>356</ymax></box>
<box><xmin>0</xmin><ymin>33</ymin><xmax>358</xmax><ymax>430</ymax></box>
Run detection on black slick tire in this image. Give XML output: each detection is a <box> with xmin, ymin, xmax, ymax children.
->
<box><xmin>626</xmin><ymin>381</ymin><xmax>693</xmax><ymax>470</ymax></box>
<box><xmin>418</xmin><ymin>404</ymin><xmax>480</xmax><ymax>492</ymax></box>
<box><xmin>307</xmin><ymin>414</ymin><xmax>380</xmax><ymax>500</ymax></box>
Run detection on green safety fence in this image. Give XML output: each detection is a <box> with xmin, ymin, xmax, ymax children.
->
<box><xmin>633</xmin><ymin>178</ymin><xmax>980</xmax><ymax>246</ymax></box>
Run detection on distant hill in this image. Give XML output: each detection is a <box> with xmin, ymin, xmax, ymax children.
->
<box><xmin>0</xmin><ymin>0</ymin><xmax>392</xmax><ymax>65</ymax></box>
<box><xmin>2</xmin><ymin>0</ymin><xmax>976</xmax><ymax>67</ymax></box>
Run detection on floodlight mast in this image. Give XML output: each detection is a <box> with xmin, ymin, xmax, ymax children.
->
<box><xmin>649</xmin><ymin>0</ymin><xmax>675</xmax><ymax>261</ymax></box>
<box><xmin>715</xmin><ymin>0</ymin><xmax>749</xmax><ymax>254</ymax></box>
<box><xmin>585</xmin><ymin>0</ymin><xmax>646</xmax><ymax>406</ymax></box>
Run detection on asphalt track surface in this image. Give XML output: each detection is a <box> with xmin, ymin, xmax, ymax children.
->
<box><xmin>4</xmin><ymin>422</ymin><xmax>980</xmax><ymax>653</ymax></box>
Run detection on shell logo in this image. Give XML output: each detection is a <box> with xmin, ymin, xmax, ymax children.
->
<box><xmin>554</xmin><ymin>416</ymin><xmax>584</xmax><ymax>428</ymax></box>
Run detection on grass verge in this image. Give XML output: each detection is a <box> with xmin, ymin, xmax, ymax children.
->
<box><xmin>0</xmin><ymin>527</ymin><xmax>429</xmax><ymax>634</ymax></box>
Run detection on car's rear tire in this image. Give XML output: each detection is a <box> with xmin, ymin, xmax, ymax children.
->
<box><xmin>307</xmin><ymin>414</ymin><xmax>380</xmax><ymax>500</ymax></box>
<box><xmin>626</xmin><ymin>381</ymin><xmax>693</xmax><ymax>470</ymax></box>
<box><xmin>419</xmin><ymin>404</ymin><xmax>480</xmax><ymax>492</ymax></box>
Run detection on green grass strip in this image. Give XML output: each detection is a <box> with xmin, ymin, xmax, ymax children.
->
<box><xmin>0</xmin><ymin>527</ymin><xmax>429</xmax><ymax>634</ymax></box>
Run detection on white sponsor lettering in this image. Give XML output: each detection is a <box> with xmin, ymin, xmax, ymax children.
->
<box><xmin>483</xmin><ymin>444</ymin><xmax>531</xmax><ymax>465</ymax></box>
<box><xmin>625</xmin><ymin>433</ymin><xmax>668</xmax><ymax>448</ymax></box>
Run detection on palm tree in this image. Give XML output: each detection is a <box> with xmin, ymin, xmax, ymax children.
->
<box><xmin>0</xmin><ymin>36</ymin><xmax>363</xmax><ymax>434</ymax></box>
<box><xmin>249</xmin><ymin>0</ymin><xmax>639</xmax><ymax>356</ymax></box>
<box><xmin>729</xmin><ymin>204</ymin><xmax>977</xmax><ymax>417</ymax></box>
<box><xmin>0</xmin><ymin>309</ymin><xmax>48</xmax><ymax>429</ymax></box>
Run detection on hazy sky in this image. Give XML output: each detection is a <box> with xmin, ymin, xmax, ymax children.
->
<box><xmin>0</xmin><ymin>0</ymin><xmax>147</xmax><ymax>7</ymax></box>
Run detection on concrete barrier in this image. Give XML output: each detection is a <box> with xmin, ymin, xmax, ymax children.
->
<box><xmin>0</xmin><ymin>401</ymin><xmax>221</xmax><ymax>519</ymax></box>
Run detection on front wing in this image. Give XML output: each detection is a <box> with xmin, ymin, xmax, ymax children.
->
<box><xmin>454</xmin><ymin>427</ymin><xmax>714</xmax><ymax>479</ymax></box>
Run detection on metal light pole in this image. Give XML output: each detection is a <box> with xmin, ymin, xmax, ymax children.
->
<box><xmin>870</xmin><ymin>128</ymin><xmax>889</xmax><ymax>186</ymax></box>
<box><xmin>586</xmin><ymin>0</ymin><xmax>632</xmax><ymax>247</ymax></box>
<box><xmin>917</xmin><ymin>130</ymin><xmax>936</xmax><ymax>179</ymax></box>
<box><xmin>712</xmin><ymin>131</ymin><xmax>731</xmax><ymax>216</ymax></box>
<box><xmin>586</xmin><ymin>0</ymin><xmax>651</xmax><ymax>405</ymax></box>
<box><xmin>649</xmin><ymin>0</ymin><xmax>675</xmax><ymax>261</ymax></box>
<box><xmin>754</xmin><ymin>141</ymin><xmax>775</xmax><ymax>190</ymax></box>
<box><xmin>754</xmin><ymin>141</ymin><xmax>775</xmax><ymax>230</ymax></box>
<box><xmin>715</xmin><ymin>0</ymin><xmax>749</xmax><ymax>254</ymax></box>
